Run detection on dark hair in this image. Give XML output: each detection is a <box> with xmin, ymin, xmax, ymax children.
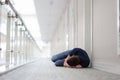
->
<box><xmin>67</xmin><ymin>56</ymin><xmax>80</xmax><ymax>66</ymax></box>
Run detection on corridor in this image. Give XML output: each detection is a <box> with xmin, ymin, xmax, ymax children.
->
<box><xmin>0</xmin><ymin>58</ymin><xmax>120</xmax><ymax>80</ymax></box>
<box><xmin>0</xmin><ymin>0</ymin><xmax>120</xmax><ymax>79</ymax></box>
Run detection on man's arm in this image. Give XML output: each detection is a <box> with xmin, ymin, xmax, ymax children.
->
<box><xmin>64</xmin><ymin>55</ymin><xmax>82</xmax><ymax>68</ymax></box>
<box><xmin>64</xmin><ymin>55</ymin><xmax>70</xmax><ymax>67</ymax></box>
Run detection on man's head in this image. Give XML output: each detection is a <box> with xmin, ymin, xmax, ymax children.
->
<box><xmin>66</xmin><ymin>55</ymin><xmax>80</xmax><ymax>66</ymax></box>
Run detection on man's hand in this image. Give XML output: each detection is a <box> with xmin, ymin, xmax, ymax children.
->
<box><xmin>64</xmin><ymin>61</ymin><xmax>70</xmax><ymax>67</ymax></box>
<box><xmin>64</xmin><ymin>55</ymin><xmax>70</xmax><ymax>67</ymax></box>
<box><xmin>75</xmin><ymin>64</ymin><xmax>82</xmax><ymax>68</ymax></box>
<box><xmin>64</xmin><ymin>55</ymin><xmax>82</xmax><ymax>68</ymax></box>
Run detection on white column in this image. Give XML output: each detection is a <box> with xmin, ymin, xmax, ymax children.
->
<box><xmin>5</xmin><ymin>12</ymin><xmax>11</xmax><ymax>69</ymax></box>
<box><xmin>0</xmin><ymin>4</ymin><xmax>2</xmax><ymax>60</ymax></box>
<box><xmin>19</xmin><ymin>28</ymin><xmax>23</xmax><ymax>64</ymax></box>
<box><xmin>27</xmin><ymin>37</ymin><xmax>31</xmax><ymax>61</ymax></box>
<box><xmin>10</xmin><ymin>15</ymin><xmax>14</xmax><ymax>65</ymax></box>
<box><xmin>74</xmin><ymin>0</ymin><xmax>78</xmax><ymax>47</ymax></box>
<box><xmin>84</xmin><ymin>0</ymin><xmax>92</xmax><ymax>67</ymax></box>
<box><xmin>25</xmin><ymin>33</ymin><xmax>29</xmax><ymax>63</ymax></box>
<box><xmin>14</xmin><ymin>21</ymin><xmax>18</xmax><ymax>65</ymax></box>
<box><xmin>77</xmin><ymin>0</ymin><xmax>85</xmax><ymax>49</ymax></box>
<box><xmin>17</xmin><ymin>25</ymin><xmax>21</xmax><ymax>64</ymax></box>
<box><xmin>23</xmin><ymin>30</ymin><xmax>26</xmax><ymax>63</ymax></box>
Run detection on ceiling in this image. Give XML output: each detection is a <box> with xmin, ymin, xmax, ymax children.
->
<box><xmin>33</xmin><ymin>0</ymin><xmax>68</xmax><ymax>42</ymax></box>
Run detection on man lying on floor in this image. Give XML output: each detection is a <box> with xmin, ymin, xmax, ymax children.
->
<box><xmin>51</xmin><ymin>48</ymin><xmax>90</xmax><ymax>68</ymax></box>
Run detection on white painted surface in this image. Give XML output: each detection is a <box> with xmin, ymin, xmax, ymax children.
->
<box><xmin>33</xmin><ymin>0</ymin><xmax>68</xmax><ymax>42</ymax></box>
<box><xmin>92</xmin><ymin>0</ymin><xmax>120</xmax><ymax>74</ymax></box>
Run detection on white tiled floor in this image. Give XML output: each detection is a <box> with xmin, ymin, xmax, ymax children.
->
<box><xmin>0</xmin><ymin>58</ymin><xmax>120</xmax><ymax>80</ymax></box>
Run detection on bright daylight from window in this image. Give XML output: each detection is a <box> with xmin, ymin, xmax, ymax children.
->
<box><xmin>12</xmin><ymin>0</ymin><xmax>50</xmax><ymax>57</ymax></box>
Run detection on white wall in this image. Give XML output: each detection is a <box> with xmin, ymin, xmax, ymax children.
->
<box><xmin>77</xmin><ymin>0</ymin><xmax>85</xmax><ymax>49</ymax></box>
<box><xmin>51</xmin><ymin>10</ymin><xmax>68</xmax><ymax>55</ymax></box>
<box><xmin>51</xmin><ymin>0</ymin><xmax>86</xmax><ymax>55</ymax></box>
<box><xmin>50</xmin><ymin>0</ymin><xmax>120</xmax><ymax>75</ymax></box>
<box><xmin>84</xmin><ymin>0</ymin><xmax>92</xmax><ymax>67</ymax></box>
<box><xmin>50</xmin><ymin>0</ymin><xmax>92</xmax><ymax>60</ymax></box>
<box><xmin>92</xmin><ymin>0</ymin><xmax>120</xmax><ymax>74</ymax></box>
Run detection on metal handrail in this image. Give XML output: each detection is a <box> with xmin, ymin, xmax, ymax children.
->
<box><xmin>0</xmin><ymin>1</ymin><xmax>2</xmax><ymax>5</ymax></box>
<box><xmin>5</xmin><ymin>0</ymin><xmax>35</xmax><ymax>41</ymax></box>
<box><xmin>4</xmin><ymin>0</ymin><xmax>41</xmax><ymax>50</ymax></box>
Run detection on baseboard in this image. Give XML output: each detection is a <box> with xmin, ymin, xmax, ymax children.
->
<box><xmin>93</xmin><ymin>62</ymin><xmax>120</xmax><ymax>75</ymax></box>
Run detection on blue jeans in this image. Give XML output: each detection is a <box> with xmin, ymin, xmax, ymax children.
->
<box><xmin>51</xmin><ymin>50</ymin><xmax>71</xmax><ymax>66</ymax></box>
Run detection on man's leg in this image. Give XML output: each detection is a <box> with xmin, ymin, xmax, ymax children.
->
<box><xmin>54</xmin><ymin>60</ymin><xmax>64</xmax><ymax>66</ymax></box>
<box><xmin>51</xmin><ymin>50</ymin><xmax>71</xmax><ymax>62</ymax></box>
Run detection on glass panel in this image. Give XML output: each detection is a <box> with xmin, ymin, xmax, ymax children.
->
<box><xmin>0</xmin><ymin>0</ymin><xmax>41</xmax><ymax>73</ymax></box>
<box><xmin>0</xmin><ymin>5</ymin><xmax>7</xmax><ymax>72</ymax></box>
